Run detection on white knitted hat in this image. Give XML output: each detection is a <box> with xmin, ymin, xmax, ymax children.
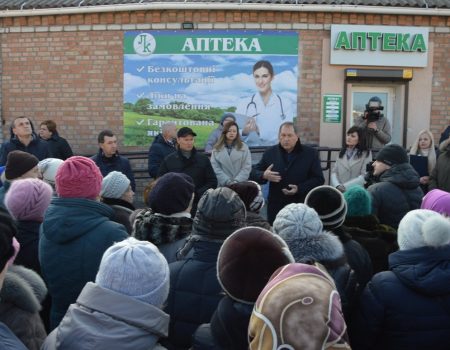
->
<box><xmin>397</xmin><ymin>209</ymin><xmax>450</xmax><ymax>250</ymax></box>
<box><xmin>100</xmin><ymin>171</ymin><xmax>130</xmax><ymax>199</ymax></box>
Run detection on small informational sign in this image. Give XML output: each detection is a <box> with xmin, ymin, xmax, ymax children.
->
<box><xmin>323</xmin><ymin>94</ymin><xmax>342</xmax><ymax>123</ymax></box>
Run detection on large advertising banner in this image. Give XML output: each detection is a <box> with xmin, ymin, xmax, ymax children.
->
<box><xmin>123</xmin><ymin>30</ymin><xmax>298</xmax><ymax>147</ymax></box>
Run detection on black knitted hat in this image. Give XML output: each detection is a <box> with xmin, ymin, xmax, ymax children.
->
<box><xmin>5</xmin><ymin>150</ymin><xmax>39</xmax><ymax>180</ymax></box>
<box><xmin>375</xmin><ymin>144</ymin><xmax>408</xmax><ymax>166</ymax></box>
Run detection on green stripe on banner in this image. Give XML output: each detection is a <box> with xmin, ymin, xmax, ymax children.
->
<box><xmin>124</xmin><ymin>32</ymin><xmax>298</xmax><ymax>55</ymax></box>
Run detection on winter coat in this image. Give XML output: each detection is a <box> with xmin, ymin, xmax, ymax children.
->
<box><xmin>148</xmin><ymin>133</ymin><xmax>176</xmax><ymax>178</ymax></box>
<box><xmin>101</xmin><ymin>197</ymin><xmax>135</xmax><ymax>234</ymax></box>
<box><xmin>211</xmin><ymin>143</ymin><xmax>252</xmax><ymax>186</ymax></box>
<box><xmin>368</xmin><ymin>163</ymin><xmax>423</xmax><ymax>229</ymax></box>
<box><xmin>192</xmin><ymin>296</ymin><xmax>253</xmax><ymax>350</ymax></box>
<box><xmin>14</xmin><ymin>220</ymin><xmax>42</xmax><ymax>275</ymax></box>
<box><xmin>163</xmin><ymin>241</ymin><xmax>224</xmax><ymax>350</ymax></box>
<box><xmin>91</xmin><ymin>150</ymin><xmax>136</xmax><ymax>191</ymax></box>
<box><xmin>251</xmin><ymin>141</ymin><xmax>325</xmax><ymax>224</ymax></box>
<box><xmin>0</xmin><ymin>322</ymin><xmax>28</xmax><ymax>350</ymax></box>
<box><xmin>343</xmin><ymin>215</ymin><xmax>397</xmax><ymax>273</ymax></box>
<box><xmin>333</xmin><ymin>227</ymin><xmax>373</xmax><ymax>289</ymax></box>
<box><xmin>354</xmin><ymin>115</ymin><xmax>391</xmax><ymax>150</ymax></box>
<box><xmin>42</xmin><ymin>282</ymin><xmax>169</xmax><ymax>350</ymax></box>
<box><xmin>0</xmin><ymin>265</ymin><xmax>47</xmax><ymax>350</ymax></box>
<box><xmin>0</xmin><ymin>181</ymin><xmax>10</xmax><ymax>209</ymax></box>
<box><xmin>245</xmin><ymin>212</ymin><xmax>271</xmax><ymax>231</ymax></box>
<box><xmin>43</xmin><ymin>132</ymin><xmax>73</xmax><ymax>160</ymax></box>
<box><xmin>39</xmin><ymin>197</ymin><xmax>128</xmax><ymax>330</ymax></box>
<box><xmin>331</xmin><ymin>150</ymin><xmax>372</xmax><ymax>189</ymax></box>
<box><xmin>429</xmin><ymin>147</ymin><xmax>450</xmax><ymax>192</ymax></box>
<box><xmin>158</xmin><ymin>147</ymin><xmax>217</xmax><ymax>213</ymax></box>
<box><xmin>351</xmin><ymin>245</ymin><xmax>450</xmax><ymax>350</ymax></box>
<box><xmin>0</xmin><ymin>134</ymin><xmax>50</xmax><ymax>166</ymax></box>
<box><xmin>132</xmin><ymin>209</ymin><xmax>192</xmax><ymax>264</ymax></box>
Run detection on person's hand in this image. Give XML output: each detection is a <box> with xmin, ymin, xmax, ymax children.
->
<box><xmin>263</xmin><ymin>164</ymin><xmax>281</xmax><ymax>182</ymax></box>
<box><xmin>282</xmin><ymin>184</ymin><xmax>298</xmax><ymax>195</ymax></box>
<box><xmin>242</xmin><ymin>116</ymin><xmax>259</xmax><ymax>136</ymax></box>
<box><xmin>367</xmin><ymin>122</ymin><xmax>378</xmax><ymax>131</ymax></box>
<box><xmin>420</xmin><ymin>176</ymin><xmax>429</xmax><ymax>185</ymax></box>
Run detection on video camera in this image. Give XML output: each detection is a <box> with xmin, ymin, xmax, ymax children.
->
<box><xmin>363</xmin><ymin>96</ymin><xmax>384</xmax><ymax>123</ymax></box>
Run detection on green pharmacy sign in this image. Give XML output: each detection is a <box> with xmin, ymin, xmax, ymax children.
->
<box><xmin>330</xmin><ymin>25</ymin><xmax>429</xmax><ymax>67</ymax></box>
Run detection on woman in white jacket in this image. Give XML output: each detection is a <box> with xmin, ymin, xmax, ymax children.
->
<box><xmin>211</xmin><ymin>122</ymin><xmax>252</xmax><ymax>186</ymax></box>
<box><xmin>331</xmin><ymin>126</ymin><xmax>372</xmax><ymax>192</ymax></box>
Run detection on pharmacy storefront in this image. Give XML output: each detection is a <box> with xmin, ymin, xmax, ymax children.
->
<box><xmin>319</xmin><ymin>24</ymin><xmax>431</xmax><ymax>148</ymax></box>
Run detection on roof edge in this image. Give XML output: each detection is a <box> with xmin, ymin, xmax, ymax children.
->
<box><xmin>0</xmin><ymin>3</ymin><xmax>449</xmax><ymax>18</ymax></box>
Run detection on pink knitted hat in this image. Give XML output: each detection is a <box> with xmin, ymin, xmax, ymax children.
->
<box><xmin>421</xmin><ymin>189</ymin><xmax>450</xmax><ymax>217</ymax></box>
<box><xmin>55</xmin><ymin>156</ymin><xmax>103</xmax><ymax>200</ymax></box>
<box><xmin>5</xmin><ymin>178</ymin><xmax>53</xmax><ymax>221</ymax></box>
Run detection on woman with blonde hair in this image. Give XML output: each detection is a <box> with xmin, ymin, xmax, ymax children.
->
<box><xmin>409</xmin><ymin>129</ymin><xmax>437</xmax><ymax>193</ymax></box>
<box><xmin>211</xmin><ymin>121</ymin><xmax>252</xmax><ymax>186</ymax></box>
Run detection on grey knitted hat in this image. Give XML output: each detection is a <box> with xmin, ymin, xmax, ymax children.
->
<box><xmin>96</xmin><ymin>237</ymin><xmax>169</xmax><ymax>307</ymax></box>
<box><xmin>100</xmin><ymin>171</ymin><xmax>130</xmax><ymax>199</ymax></box>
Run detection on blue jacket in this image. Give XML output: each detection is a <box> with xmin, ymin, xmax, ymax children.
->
<box><xmin>252</xmin><ymin>141</ymin><xmax>325</xmax><ymax>223</ymax></box>
<box><xmin>351</xmin><ymin>245</ymin><xmax>450</xmax><ymax>350</ymax></box>
<box><xmin>148</xmin><ymin>133</ymin><xmax>176</xmax><ymax>178</ymax></box>
<box><xmin>163</xmin><ymin>241</ymin><xmax>223</xmax><ymax>350</ymax></box>
<box><xmin>39</xmin><ymin>197</ymin><xmax>128</xmax><ymax>330</ymax></box>
<box><xmin>91</xmin><ymin>150</ymin><xmax>136</xmax><ymax>191</ymax></box>
<box><xmin>0</xmin><ymin>134</ymin><xmax>50</xmax><ymax>165</ymax></box>
<box><xmin>0</xmin><ymin>322</ymin><xmax>28</xmax><ymax>350</ymax></box>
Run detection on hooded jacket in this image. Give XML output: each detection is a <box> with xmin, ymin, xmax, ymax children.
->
<box><xmin>163</xmin><ymin>188</ymin><xmax>246</xmax><ymax>350</ymax></box>
<box><xmin>368</xmin><ymin>163</ymin><xmax>423</xmax><ymax>228</ymax></box>
<box><xmin>42</xmin><ymin>282</ymin><xmax>169</xmax><ymax>350</ymax></box>
<box><xmin>351</xmin><ymin>245</ymin><xmax>450</xmax><ymax>350</ymax></box>
<box><xmin>39</xmin><ymin>197</ymin><xmax>128</xmax><ymax>330</ymax></box>
<box><xmin>148</xmin><ymin>133</ymin><xmax>177</xmax><ymax>178</ymax></box>
<box><xmin>0</xmin><ymin>265</ymin><xmax>47</xmax><ymax>350</ymax></box>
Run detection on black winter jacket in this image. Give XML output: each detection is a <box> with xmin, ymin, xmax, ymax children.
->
<box><xmin>351</xmin><ymin>245</ymin><xmax>450</xmax><ymax>350</ymax></box>
<box><xmin>43</xmin><ymin>132</ymin><xmax>73</xmax><ymax>160</ymax></box>
<box><xmin>148</xmin><ymin>133</ymin><xmax>176</xmax><ymax>178</ymax></box>
<box><xmin>91</xmin><ymin>150</ymin><xmax>136</xmax><ymax>191</ymax></box>
<box><xmin>368</xmin><ymin>163</ymin><xmax>423</xmax><ymax>228</ymax></box>
<box><xmin>0</xmin><ymin>134</ymin><xmax>50</xmax><ymax>165</ymax></box>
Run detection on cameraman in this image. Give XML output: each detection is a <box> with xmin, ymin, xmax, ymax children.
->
<box><xmin>355</xmin><ymin>96</ymin><xmax>391</xmax><ymax>150</ymax></box>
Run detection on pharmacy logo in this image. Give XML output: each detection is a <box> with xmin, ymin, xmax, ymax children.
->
<box><xmin>133</xmin><ymin>33</ymin><xmax>156</xmax><ymax>56</ymax></box>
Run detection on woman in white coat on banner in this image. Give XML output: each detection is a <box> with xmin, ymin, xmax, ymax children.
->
<box><xmin>211</xmin><ymin>121</ymin><xmax>252</xmax><ymax>186</ymax></box>
<box><xmin>235</xmin><ymin>60</ymin><xmax>295</xmax><ymax>147</ymax></box>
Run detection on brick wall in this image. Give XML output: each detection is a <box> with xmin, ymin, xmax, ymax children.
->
<box><xmin>0</xmin><ymin>10</ymin><xmax>448</xmax><ymax>154</ymax></box>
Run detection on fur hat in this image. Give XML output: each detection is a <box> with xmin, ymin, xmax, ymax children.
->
<box><xmin>148</xmin><ymin>172</ymin><xmax>195</xmax><ymax>215</ymax></box>
<box><xmin>100</xmin><ymin>171</ymin><xmax>130</xmax><ymax>199</ymax></box>
<box><xmin>397</xmin><ymin>209</ymin><xmax>450</xmax><ymax>250</ymax></box>
<box><xmin>344</xmin><ymin>186</ymin><xmax>372</xmax><ymax>217</ymax></box>
<box><xmin>55</xmin><ymin>156</ymin><xmax>103</xmax><ymax>200</ymax></box>
<box><xmin>375</xmin><ymin>144</ymin><xmax>408</xmax><ymax>166</ymax></box>
<box><xmin>5</xmin><ymin>150</ymin><xmax>39</xmax><ymax>180</ymax></box>
<box><xmin>0</xmin><ymin>209</ymin><xmax>18</xmax><ymax>272</ymax></box>
<box><xmin>248</xmin><ymin>263</ymin><xmax>350</xmax><ymax>350</ymax></box>
<box><xmin>273</xmin><ymin>203</ymin><xmax>344</xmax><ymax>264</ymax></box>
<box><xmin>228</xmin><ymin>181</ymin><xmax>264</xmax><ymax>213</ymax></box>
<box><xmin>192</xmin><ymin>187</ymin><xmax>246</xmax><ymax>240</ymax></box>
<box><xmin>38</xmin><ymin>158</ymin><xmax>64</xmax><ymax>187</ymax></box>
<box><xmin>96</xmin><ymin>237</ymin><xmax>169</xmax><ymax>307</ymax></box>
<box><xmin>305</xmin><ymin>185</ymin><xmax>347</xmax><ymax>230</ymax></box>
<box><xmin>421</xmin><ymin>189</ymin><xmax>450</xmax><ymax>217</ymax></box>
<box><xmin>5</xmin><ymin>179</ymin><xmax>53</xmax><ymax>222</ymax></box>
<box><xmin>217</xmin><ymin>227</ymin><xmax>294</xmax><ymax>304</ymax></box>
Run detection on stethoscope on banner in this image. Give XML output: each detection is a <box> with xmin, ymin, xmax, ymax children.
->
<box><xmin>245</xmin><ymin>94</ymin><xmax>286</xmax><ymax>120</ymax></box>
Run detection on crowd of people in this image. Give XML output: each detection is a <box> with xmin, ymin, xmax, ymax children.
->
<box><xmin>0</xmin><ymin>110</ymin><xmax>449</xmax><ymax>349</ymax></box>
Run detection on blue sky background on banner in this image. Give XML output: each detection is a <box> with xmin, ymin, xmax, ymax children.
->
<box><xmin>124</xmin><ymin>54</ymin><xmax>298</xmax><ymax>109</ymax></box>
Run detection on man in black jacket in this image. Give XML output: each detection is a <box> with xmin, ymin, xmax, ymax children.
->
<box><xmin>158</xmin><ymin>127</ymin><xmax>217</xmax><ymax>215</ymax></box>
<box><xmin>147</xmin><ymin>122</ymin><xmax>177</xmax><ymax>178</ymax></box>
<box><xmin>39</xmin><ymin>120</ymin><xmax>73</xmax><ymax>160</ymax></box>
<box><xmin>0</xmin><ymin>116</ymin><xmax>50</xmax><ymax>165</ymax></box>
<box><xmin>251</xmin><ymin>122</ymin><xmax>324</xmax><ymax>224</ymax></box>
